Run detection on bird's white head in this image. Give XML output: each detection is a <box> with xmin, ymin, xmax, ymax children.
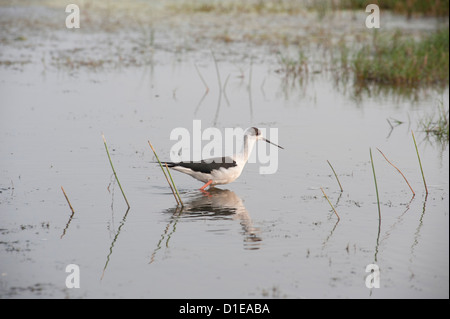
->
<box><xmin>244</xmin><ymin>127</ymin><xmax>284</xmax><ymax>149</ymax></box>
<box><xmin>238</xmin><ymin>127</ymin><xmax>283</xmax><ymax>163</ymax></box>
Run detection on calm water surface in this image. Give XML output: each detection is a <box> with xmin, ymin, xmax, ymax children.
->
<box><xmin>0</xmin><ymin>4</ymin><xmax>448</xmax><ymax>298</ymax></box>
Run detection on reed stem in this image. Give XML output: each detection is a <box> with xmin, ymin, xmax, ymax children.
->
<box><xmin>148</xmin><ymin>140</ymin><xmax>183</xmax><ymax>206</ymax></box>
<box><xmin>376</xmin><ymin>148</ymin><xmax>415</xmax><ymax>197</ymax></box>
<box><xmin>102</xmin><ymin>134</ymin><xmax>130</xmax><ymax>208</ymax></box>
<box><xmin>411</xmin><ymin>130</ymin><xmax>428</xmax><ymax>195</ymax></box>
<box><xmin>327</xmin><ymin>160</ymin><xmax>343</xmax><ymax>192</ymax></box>
<box><xmin>320</xmin><ymin>187</ymin><xmax>340</xmax><ymax>221</ymax></box>
<box><xmin>165</xmin><ymin>163</ymin><xmax>183</xmax><ymax>207</ymax></box>
<box><xmin>61</xmin><ymin>186</ymin><xmax>75</xmax><ymax>214</ymax></box>
<box><xmin>370</xmin><ymin>148</ymin><xmax>381</xmax><ymax>220</ymax></box>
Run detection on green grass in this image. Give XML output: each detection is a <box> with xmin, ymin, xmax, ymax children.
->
<box><xmin>353</xmin><ymin>29</ymin><xmax>449</xmax><ymax>87</ymax></box>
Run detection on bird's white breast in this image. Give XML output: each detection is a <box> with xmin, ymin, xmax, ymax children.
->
<box><xmin>209</xmin><ymin>165</ymin><xmax>244</xmax><ymax>185</ymax></box>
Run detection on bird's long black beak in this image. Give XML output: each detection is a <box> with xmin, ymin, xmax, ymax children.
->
<box><xmin>262</xmin><ymin>137</ymin><xmax>284</xmax><ymax>149</ymax></box>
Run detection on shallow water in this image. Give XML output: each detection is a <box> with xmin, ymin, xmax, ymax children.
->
<box><xmin>0</xmin><ymin>4</ymin><xmax>448</xmax><ymax>299</ymax></box>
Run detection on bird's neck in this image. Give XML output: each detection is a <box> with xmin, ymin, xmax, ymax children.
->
<box><xmin>235</xmin><ymin>136</ymin><xmax>256</xmax><ymax>165</ymax></box>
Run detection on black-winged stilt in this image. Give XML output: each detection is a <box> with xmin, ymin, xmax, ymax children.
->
<box><xmin>159</xmin><ymin>127</ymin><xmax>283</xmax><ymax>190</ymax></box>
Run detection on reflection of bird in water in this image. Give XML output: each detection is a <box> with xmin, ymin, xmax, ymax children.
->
<box><xmin>159</xmin><ymin>127</ymin><xmax>283</xmax><ymax>190</ymax></box>
<box><xmin>183</xmin><ymin>188</ymin><xmax>262</xmax><ymax>249</ymax></box>
<box><xmin>151</xmin><ymin>188</ymin><xmax>261</xmax><ymax>265</ymax></box>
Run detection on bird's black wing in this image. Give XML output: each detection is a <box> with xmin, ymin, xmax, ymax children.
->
<box><xmin>162</xmin><ymin>157</ymin><xmax>237</xmax><ymax>174</ymax></box>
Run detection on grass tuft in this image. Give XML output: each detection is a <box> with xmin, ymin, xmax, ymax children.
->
<box><xmin>420</xmin><ymin>100</ymin><xmax>449</xmax><ymax>142</ymax></box>
<box><xmin>353</xmin><ymin>29</ymin><xmax>449</xmax><ymax>87</ymax></box>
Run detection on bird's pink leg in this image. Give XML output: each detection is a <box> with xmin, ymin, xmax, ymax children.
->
<box><xmin>199</xmin><ymin>180</ymin><xmax>213</xmax><ymax>191</ymax></box>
